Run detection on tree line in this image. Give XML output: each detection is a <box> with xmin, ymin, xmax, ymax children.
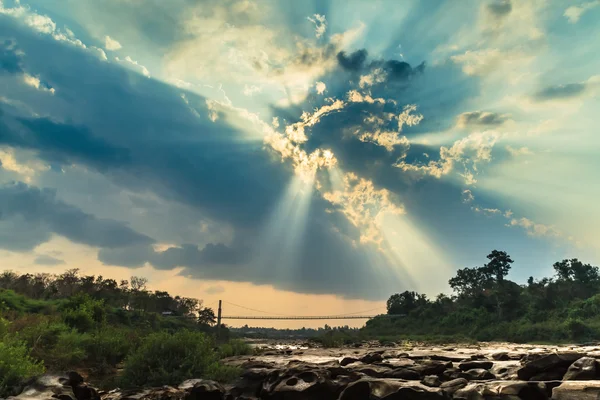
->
<box><xmin>0</xmin><ymin>269</ymin><xmax>216</xmax><ymax>325</ymax></box>
<box><xmin>373</xmin><ymin>250</ymin><xmax>600</xmax><ymax>342</ymax></box>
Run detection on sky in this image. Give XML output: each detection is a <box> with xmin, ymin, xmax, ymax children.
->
<box><xmin>0</xmin><ymin>0</ymin><xmax>599</xmax><ymax>328</ymax></box>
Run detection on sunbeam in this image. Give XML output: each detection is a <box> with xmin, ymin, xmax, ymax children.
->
<box><xmin>251</xmin><ymin>173</ymin><xmax>316</xmax><ymax>280</ymax></box>
<box><xmin>379</xmin><ymin>211</ymin><xmax>454</xmax><ymax>296</ymax></box>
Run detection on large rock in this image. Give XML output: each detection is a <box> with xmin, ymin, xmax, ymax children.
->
<box><xmin>562</xmin><ymin>357</ymin><xmax>598</xmax><ymax>381</ymax></box>
<box><xmin>260</xmin><ymin>366</ymin><xmax>343</xmax><ymax>400</ymax></box>
<box><xmin>179</xmin><ymin>379</ymin><xmax>225</xmax><ymax>400</ymax></box>
<box><xmin>552</xmin><ymin>381</ymin><xmax>600</xmax><ymax>400</ymax></box>
<box><xmin>360</xmin><ymin>353</ymin><xmax>384</xmax><ymax>364</ymax></box>
<box><xmin>454</xmin><ymin>381</ymin><xmax>548</xmax><ymax>400</ymax></box>
<box><xmin>459</xmin><ymin>368</ymin><xmax>496</xmax><ymax>381</ymax></box>
<box><xmin>339</xmin><ymin>379</ymin><xmax>445</xmax><ymax>400</ymax></box>
<box><xmin>421</xmin><ymin>376</ymin><xmax>442</xmax><ymax>388</ymax></box>
<box><xmin>8</xmin><ymin>374</ymin><xmax>99</xmax><ymax>400</ymax></box>
<box><xmin>517</xmin><ymin>353</ymin><xmax>584</xmax><ymax>381</ymax></box>
<box><xmin>458</xmin><ymin>361</ymin><xmax>494</xmax><ymax>371</ymax></box>
<box><xmin>440</xmin><ymin>378</ymin><xmax>468</xmax><ymax>396</ymax></box>
<box><xmin>339</xmin><ymin>357</ymin><xmax>360</xmax><ymax>367</ymax></box>
<box><xmin>412</xmin><ymin>360</ymin><xmax>452</xmax><ymax>377</ymax></box>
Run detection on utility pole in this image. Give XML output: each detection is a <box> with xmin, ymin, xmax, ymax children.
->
<box><xmin>216</xmin><ymin>300</ymin><xmax>222</xmax><ymax>340</ymax></box>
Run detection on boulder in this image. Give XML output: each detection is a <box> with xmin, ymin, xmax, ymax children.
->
<box><xmin>179</xmin><ymin>379</ymin><xmax>225</xmax><ymax>400</ymax></box>
<box><xmin>458</xmin><ymin>361</ymin><xmax>494</xmax><ymax>371</ymax></box>
<box><xmin>385</xmin><ymin>368</ymin><xmax>421</xmax><ymax>380</ymax></box>
<box><xmin>442</xmin><ymin>367</ymin><xmax>462</xmax><ymax>381</ymax></box>
<box><xmin>492</xmin><ymin>352</ymin><xmax>510</xmax><ymax>361</ymax></box>
<box><xmin>459</xmin><ymin>368</ymin><xmax>496</xmax><ymax>381</ymax></box>
<box><xmin>454</xmin><ymin>381</ymin><xmax>548</xmax><ymax>400</ymax></box>
<box><xmin>260</xmin><ymin>367</ymin><xmax>342</xmax><ymax>400</ymax></box>
<box><xmin>360</xmin><ymin>353</ymin><xmax>384</xmax><ymax>364</ymax></box>
<box><xmin>421</xmin><ymin>375</ymin><xmax>442</xmax><ymax>387</ymax></box>
<box><xmin>517</xmin><ymin>353</ymin><xmax>584</xmax><ymax>381</ymax></box>
<box><xmin>440</xmin><ymin>378</ymin><xmax>468</xmax><ymax>396</ymax></box>
<box><xmin>562</xmin><ymin>357</ymin><xmax>598</xmax><ymax>381</ymax></box>
<box><xmin>552</xmin><ymin>381</ymin><xmax>600</xmax><ymax>400</ymax></box>
<box><xmin>339</xmin><ymin>379</ymin><xmax>445</xmax><ymax>400</ymax></box>
<box><xmin>340</xmin><ymin>357</ymin><xmax>360</xmax><ymax>367</ymax></box>
<box><xmin>8</xmin><ymin>374</ymin><xmax>99</xmax><ymax>400</ymax></box>
<box><xmin>412</xmin><ymin>360</ymin><xmax>452</xmax><ymax>377</ymax></box>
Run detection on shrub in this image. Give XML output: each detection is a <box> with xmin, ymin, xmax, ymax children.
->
<box><xmin>0</xmin><ymin>337</ymin><xmax>45</xmax><ymax>397</ymax></box>
<box><xmin>121</xmin><ymin>330</ymin><xmax>219</xmax><ymax>387</ymax></box>
<box><xmin>85</xmin><ymin>327</ymin><xmax>135</xmax><ymax>374</ymax></box>
<box><xmin>60</xmin><ymin>295</ymin><xmax>106</xmax><ymax>333</ymax></box>
<box><xmin>218</xmin><ymin>339</ymin><xmax>252</xmax><ymax>358</ymax></box>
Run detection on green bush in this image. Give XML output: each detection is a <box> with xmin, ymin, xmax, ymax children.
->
<box><xmin>60</xmin><ymin>295</ymin><xmax>106</xmax><ymax>333</ymax></box>
<box><xmin>0</xmin><ymin>337</ymin><xmax>45</xmax><ymax>397</ymax></box>
<box><xmin>85</xmin><ymin>327</ymin><xmax>135</xmax><ymax>374</ymax></box>
<box><xmin>121</xmin><ymin>330</ymin><xmax>220</xmax><ymax>387</ymax></box>
<box><xmin>218</xmin><ymin>339</ymin><xmax>252</xmax><ymax>358</ymax></box>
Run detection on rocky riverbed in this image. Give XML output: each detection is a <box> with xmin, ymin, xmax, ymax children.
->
<box><xmin>10</xmin><ymin>341</ymin><xmax>600</xmax><ymax>399</ymax></box>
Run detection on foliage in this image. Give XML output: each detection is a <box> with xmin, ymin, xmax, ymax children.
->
<box><xmin>218</xmin><ymin>339</ymin><xmax>253</xmax><ymax>358</ymax></box>
<box><xmin>371</xmin><ymin>251</ymin><xmax>600</xmax><ymax>344</ymax></box>
<box><xmin>0</xmin><ymin>270</ymin><xmax>241</xmax><ymax>392</ymax></box>
<box><xmin>121</xmin><ymin>330</ymin><xmax>228</xmax><ymax>387</ymax></box>
<box><xmin>0</xmin><ymin>331</ymin><xmax>45</xmax><ymax>397</ymax></box>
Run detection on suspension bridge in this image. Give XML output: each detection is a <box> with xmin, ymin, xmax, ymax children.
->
<box><xmin>210</xmin><ymin>300</ymin><xmax>404</xmax><ymax>322</ymax></box>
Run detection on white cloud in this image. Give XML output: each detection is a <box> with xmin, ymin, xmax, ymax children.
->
<box><xmin>0</xmin><ymin>147</ymin><xmax>49</xmax><ymax>182</ymax></box>
<box><xmin>0</xmin><ymin>1</ymin><xmax>86</xmax><ymax>49</ymax></box>
<box><xmin>564</xmin><ymin>1</ymin><xmax>600</xmax><ymax>23</ymax></box>
<box><xmin>284</xmin><ymin>99</ymin><xmax>346</xmax><ymax>143</ymax></box>
<box><xmin>115</xmin><ymin>56</ymin><xmax>151</xmax><ymax>77</ymax></box>
<box><xmin>22</xmin><ymin>73</ymin><xmax>55</xmax><ymax>94</ymax></box>
<box><xmin>395</xmin><ymin>131</ymin><xmax>499</xmax><ymax>184</ymax></box>
<box><xmin>104</xmin><ymin>35</ymin><xmax>122</xmax><ymax>51</ymax></box>
<box><xmin>323</xmin><ymin>172</ymin><xmax>404</xmax><ymax>246</ymax></box>
<box><xmin>315</xmin><ymin>81</ymin><xmax>326</xmax><ymax>95</ymax></box>
<box><xmin>307</xmin><ymin>14</ymin><xmax>327</xmax><ymax>38</ymax></box>
<box><xmin>92</xmin><ymin>46</ymin><xmax>108</xmax><ymax>61</ymax></box>
<box><xmin>507</xmin><ymin>217</ymin><xmax>561</xmax><ymax>238</ymax></box>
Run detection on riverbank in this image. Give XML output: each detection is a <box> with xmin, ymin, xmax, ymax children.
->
<box><xmin>11</xmin><ymin>341</ymin><xmax>600</xmax><ymax>399</ymax></box>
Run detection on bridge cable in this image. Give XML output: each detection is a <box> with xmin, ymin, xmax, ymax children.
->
<box><xmin>221</xmin><ymin>300</ymin><xmax>291</xmax><ymax>316</ymax></box>
<box><xmin>330</xmin><ymin>306</ymin><xmax>387</xmax><ymax>317</ymax></box>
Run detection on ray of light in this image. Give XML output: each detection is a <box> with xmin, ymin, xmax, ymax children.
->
<box><xmin>251</xmin><ymin>173</ymin><xmax>316</xmax><ymax>280</ymax></box>
<box><xmin>378</xmin><ymin>211</ymin><xmax>455</xmax><ymax>296</ymax></box>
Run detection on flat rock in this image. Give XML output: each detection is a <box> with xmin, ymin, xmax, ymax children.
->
<box><xmin>552</xmin><ymin>381</ymin><xmax>600</xmax><ymax>400</ymax></box>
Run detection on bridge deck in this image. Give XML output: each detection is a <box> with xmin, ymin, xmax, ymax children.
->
<box><xmin>220</xmin><ymin>315</ymin><xmax>404</xmax><ymax>320</ymax></box>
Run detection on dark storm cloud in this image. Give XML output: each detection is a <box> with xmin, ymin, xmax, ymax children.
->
<box><xmin>487</xmin><ymin>0</ymin><xmax>512</xmax><ymax>18</ymax></box>
<box><xmin>337</xmin><ymin>49</ymin><xmax>368</xmax><ymax>71</ymax></box>
<box><xmin>336</xmin><ymin>48</ymin><xmax>425</xmax><ymax>83</ymax></box>
<box><xmin>0</xmin><ymin>182</ymin><xmax>154</xmax><ymax>250</ymax></box>
<box><xmin>2</xmin><ymin>117</ymin><xmax>131</xmax><ymax>169</ymax></box>
<box><xmin>457</xmin><ymin>111</ymin><xmax>509</xmax><ymax>127</ymax></box>
<box><xmin>0</xmin><ymin>15</ymin><xmax>409</xmax><ymax>300</ymax></box>
<box><xmin>0</xmin><ymin>39</ymin><xmax>24</xmax><ymax>74</ymax></box>
<box><xmin>533</xmin><ymin>82</ymin><xmax>588</xmax><ymax>101</ymax></box>
<box><xmin>34</xmin><ymin>254</ymin><xmax>66</xmax><ymax>265</ymax></box>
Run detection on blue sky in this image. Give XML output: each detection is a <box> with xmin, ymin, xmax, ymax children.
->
<box><xmin>0</xmin><ymin>0</ymin><xmax>599</xmax><ymax>323</ymax></box>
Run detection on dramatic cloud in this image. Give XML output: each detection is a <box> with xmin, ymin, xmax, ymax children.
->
<box><xmin>0</xmin><ymin>182</ymin><xmax>154</xmax><ymax>250</ymax></box>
